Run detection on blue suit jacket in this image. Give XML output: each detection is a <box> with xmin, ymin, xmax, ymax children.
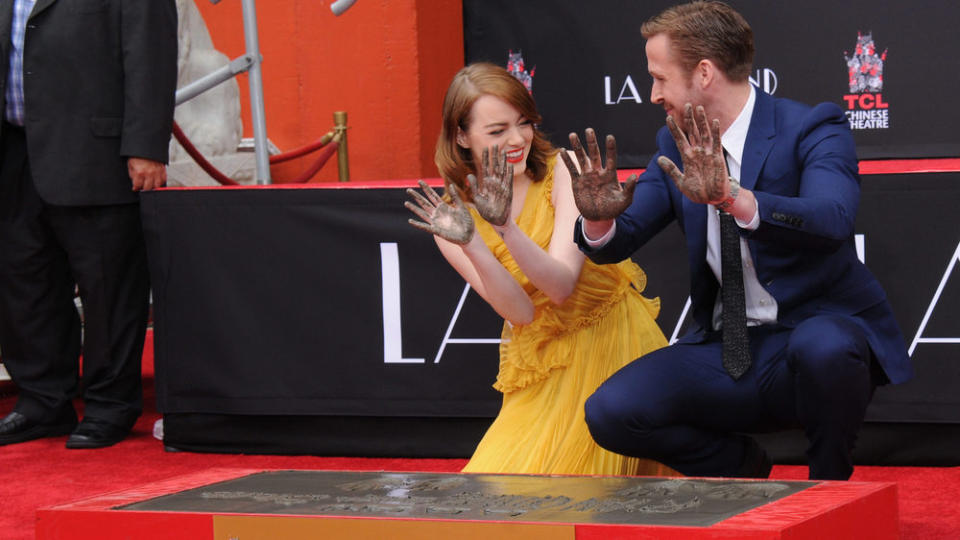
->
<box><xmin>576</xmin><ymin>90</ymin><xmax>912</xmax><ymax>384</ymax></box>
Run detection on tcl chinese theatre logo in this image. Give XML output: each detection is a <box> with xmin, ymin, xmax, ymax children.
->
<box><xmin>842</xmin><ymin>31</ymin><xmax>890</xmax><ymax>130</ymax></box>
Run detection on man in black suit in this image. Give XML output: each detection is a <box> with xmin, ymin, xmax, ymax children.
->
<box><xmin>0</xmin><ymin>0</ymin><xmax>177</xmax><ymax>448</ymax></box>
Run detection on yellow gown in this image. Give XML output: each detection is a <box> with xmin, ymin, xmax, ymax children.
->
<box><xmin>462</xmin><ymin>154</ymin><xmax>675</xmax><ymax>476</ymax></box>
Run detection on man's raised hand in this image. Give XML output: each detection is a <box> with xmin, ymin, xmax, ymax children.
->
<box><xmin>656</xmin><ymin>103</ymin><xmax>729</xmax><ymax>205</ymax></box>
<box><xmin>560</xmin><ymin>128</ymin><xmax>637</xmax><ymax>221</ymax></box>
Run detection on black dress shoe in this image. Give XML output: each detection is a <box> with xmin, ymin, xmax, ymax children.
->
<box><xmin>65</xmin><ymin>418</ymin><xmax>130</xmax><ymax>449</ymax></box>
<box><xmin>0</xmin><ymin>411</ymin><xmax>77</xmax><ymax>446</ymax></box>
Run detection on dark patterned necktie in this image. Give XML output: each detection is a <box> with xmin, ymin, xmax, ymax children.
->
<box><xmin>720</xmin><ymin>209</ymin><xmax>751</xmax><ymax>379</ymax></box>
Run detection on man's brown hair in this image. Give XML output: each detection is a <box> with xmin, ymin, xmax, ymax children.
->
<box><xmin>641</xmin><ymin>1</ymin><xmax>754</xmax><ymax>82</ymax></box>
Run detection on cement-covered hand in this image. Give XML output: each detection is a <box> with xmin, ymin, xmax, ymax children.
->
<box><xmin>657</xmin><ymin>103</ymin><xmax>731</xmax><ymax>206</ymax></box>
<box><xmin>469</xmin><ymin>145</ymin><xmax>513</xmax><ymax>227</ymax></box>
<box><xmin>561</xmin><ymin>128</ymin><xmax>637</xmax><ymax>221</ymax></box>
<box><xmin>405</xmin><ymin>180</ymin><xmax>475</xmax><ymax>245</ymax></box>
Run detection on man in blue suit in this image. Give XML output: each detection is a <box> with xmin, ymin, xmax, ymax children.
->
<box><xmin>563</xmin><ymin>1</ymin><xmax>912</xmax><ymax>480</ymax></box>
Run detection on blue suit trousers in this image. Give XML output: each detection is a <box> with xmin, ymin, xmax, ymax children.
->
<box><xmin>584</xmin><ymin>311</ymin><xmax>882</xmax><ymax>480</ymax></box>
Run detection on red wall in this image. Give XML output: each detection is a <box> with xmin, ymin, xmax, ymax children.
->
<box><xmin>194</xmin><ymin>0</ymin><xmax>464</xmax><ymax>183</ymax></box>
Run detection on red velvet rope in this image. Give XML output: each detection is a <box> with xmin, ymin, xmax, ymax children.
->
<box><xmin>286</xmin><ymin>140</ymin><xmax>339</xmax><ymax>183</ymax></box>
<box><xmin>171</xmin><ymin>122</ymin><xmax>239</xmax><ymax>186</ymax></box>
<box><xmin>269</xmin><ymin>134</ymin><xmax>332</xmax><ymax>164</ymax></box>
<box><xmin>172</xmin><ymin>122</ymin><xmax>341</xmax><ymax>185</ymax></box>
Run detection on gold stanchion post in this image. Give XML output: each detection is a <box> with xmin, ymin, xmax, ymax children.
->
<box><xmin>333</xmin><ymin>111</ymin><xmax>350</xmax><ymax>182</ymax></box>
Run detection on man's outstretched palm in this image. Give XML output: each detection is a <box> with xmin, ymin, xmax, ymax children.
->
<box><xmin>657</xmin><ymin>103</ymin><xmax>730</xmax><ymax>206</ymax></box>
<box><xmin>561</xmin><ymin>128</ymin><xmax>637</xmax><ymax>221</ymax></box>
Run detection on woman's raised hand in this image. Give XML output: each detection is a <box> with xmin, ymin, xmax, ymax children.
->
<box><xmin>405</xmin><ymin>180</ymin><xmax>475</xmax><ymax>245</ymax></box>
<box><xmin>469</xmin><ymin>145</ymin><xmax>513</xmax><ymax>227</ymax></box>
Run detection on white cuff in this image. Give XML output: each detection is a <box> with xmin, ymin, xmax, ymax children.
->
<box><xmin>581</xmin><ymin>217</ymin><xmax>616</xmax><ymax>247</ymax></box>
<box><xmin>735</xmin><ymin>201</ymin><xmax>760</xmax><ymax>231</ymax></box>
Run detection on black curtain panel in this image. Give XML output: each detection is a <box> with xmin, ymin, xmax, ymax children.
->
<box><xmin>142</xmin><ymin>175</ymin><xmax>960</xmax><ymax>425</ymax></box>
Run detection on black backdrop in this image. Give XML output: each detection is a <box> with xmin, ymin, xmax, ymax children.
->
<box><xmin>143</xmin><ymin>172</ymin><xmax>960</xmax><ymax>429</ymax></box>
<box><xmin>139</xmin><ymin>0</ymin><xmax>960</xmax><ymax>460</ymax></box>
<box><xmin>463</xmin><ymin>0</ymin><xmax>959</xmax><ymax>165</ymax></box>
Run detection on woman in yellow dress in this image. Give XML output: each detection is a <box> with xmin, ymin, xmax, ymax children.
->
<box><xmin>405</xmin><ymin>63</ymin><xmax>674</xmax><ymax>476</ymax></box>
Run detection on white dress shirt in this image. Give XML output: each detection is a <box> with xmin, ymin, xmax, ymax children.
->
<box><xmin>4</xmin><ymin>0</ymin><xmax>36</xmax><ymax>126</ymax></box>
<box><xmin>708</xmin><ymin>85</ymin><xmax>777</xmax><ymax>329</ymax></box>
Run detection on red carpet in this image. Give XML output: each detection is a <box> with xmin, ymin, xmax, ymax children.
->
<box><xmin>1</xmin><ymin>333</ymin><xmax>958</xmax><ymax>539</ymax></box>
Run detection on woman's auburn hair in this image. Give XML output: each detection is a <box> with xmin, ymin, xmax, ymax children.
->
<box><xmin>434</xmin><ymin>62</ymin><xmax>556</xmax><ymax>199</ymax></box>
